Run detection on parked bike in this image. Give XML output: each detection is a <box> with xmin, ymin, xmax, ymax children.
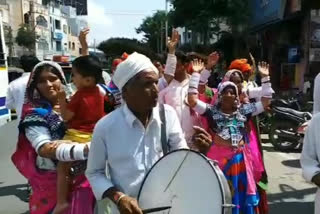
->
<box><xmin>268</xmin><ymin>105</ymin><xmax>312</xmax><ymax>151</ymax></box>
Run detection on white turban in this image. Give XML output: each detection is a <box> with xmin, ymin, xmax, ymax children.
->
<box><xmin>112</xmin><ymin>52</ymin><xmax>159</xmax><ymax>91</ymax></box>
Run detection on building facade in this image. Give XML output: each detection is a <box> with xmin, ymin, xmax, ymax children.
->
<box><xmin>4</xmin><ymin>0</ymin><xmax>86</xmax><ymax>61</ymax></box>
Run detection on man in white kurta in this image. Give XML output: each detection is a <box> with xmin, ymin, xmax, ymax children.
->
<box><xmin>86</xmin><ymin>52</ymin><xmax>212</xmax><ymax>214</ymax></box>
<box><xmin>301</xmin><ymin>113</ymin><xmax>320</xmax><ymax>214</ymax></box>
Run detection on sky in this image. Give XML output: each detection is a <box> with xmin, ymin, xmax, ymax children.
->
<box><xmin>83</xmin><ymin>0</ymin><xmax>168</xmax><ymax>45</ymax></box>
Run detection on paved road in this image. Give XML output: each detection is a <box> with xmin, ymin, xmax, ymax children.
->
<box><xmin>0</xmin><ymin>121</ymin><xmax>317</xmax><ymax>214</ymax></box>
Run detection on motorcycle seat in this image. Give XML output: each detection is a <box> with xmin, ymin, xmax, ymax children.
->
<box><xmin>273</xmin><ymin>107</ymin><xmax>311</xmax><ymax>120</ymax></box>
<box><xmin>277</xmin><ymin>99</ymin><xmax>290</xmax><ymax>106</ymax></box>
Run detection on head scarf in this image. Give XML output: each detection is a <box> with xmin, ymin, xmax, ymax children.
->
<box><xmin>113</xmin><ymin>52</ymin><xmax>159</xmax><ymax>91</ymax></box>
<box><xmin>222</xmin><ymin>69</ymin><xmax>244</xmax><ymax>83</ymax></box>
<box><xmin>18</xmin><ymin>61</ymin><xmax>67</xmax><ymax>146</ymax></box>
<box><xmin>25</xmin><ymin>61</ymin><xmax>66</xmax><ymax>106</ymax></box>
<box><xmin>229</xmin><ymin>59</ymin><xmax>252</xmax><ymax>74</ymax></box>
<box><xmin>218</xmin><ymin>81</ymin><xmax>239</xmax><ymax>97</ymax></box>
<box><xmin>217</xmin><ymin>81</ymin><xmax>240</xmax><ymax>109</ymax></box>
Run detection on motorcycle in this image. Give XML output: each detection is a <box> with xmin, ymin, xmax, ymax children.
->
<box><xmin>268</xmin><ymin>105</ymin><xmax>312</xmax><ymax>151</ymax></box>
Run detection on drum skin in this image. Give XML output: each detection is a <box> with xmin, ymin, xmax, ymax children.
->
<box><xmin>138</xmin><ymin>149</ymin><xmax>232</xmax><ymax>214</ymax></box>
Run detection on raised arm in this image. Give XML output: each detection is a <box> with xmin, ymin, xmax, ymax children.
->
<box><xmin>158</xmin><ymin>29</ymin><xmax>180</xmax><ymax>91</ymax></box>
<box><xmin>199</xmin><ymin>52</ymin><xmax>220</xmax><ymax>85</ymax></box>
<box><xmin>247</xmin><ymin>62</ymin><xmax>274</xmax><ymax>99</ymax></box>
<box><xmin>79</xmin><ymin>28</ymin><xmax>90</xmax><ymax>56</ymax></box>
<box><xmin>188</xmin><ymin>59</ymin><xmax>208</xmax><ymax>115</ymax></box>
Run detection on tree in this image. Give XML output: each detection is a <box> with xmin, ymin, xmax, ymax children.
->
<box><xmin>15</xmin><ymin>24</ymin><xmax>37</xmax><ymax>51</ymax></box>
<box><xmin>169</xmin><ymin>0</ymin><xmax>251</xmax><ymax>58</ymax></box>
<box><xmin>98</xmin><ymin>38</ymin><xmax>157</xmax><ymax>60</ymax></box>
<box><xmin>136</xmin><ymin>11</ymin><xmax>168</xmax><ymax>53</ymax></box>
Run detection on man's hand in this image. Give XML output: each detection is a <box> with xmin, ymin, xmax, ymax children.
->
<box><xmin>249</xmin><ymin>52</ymin><xmax>257</xmax><ymax>74</ymax></box>
<box><xmin>261</xmin><ymin>96</ymin><xmax>272</xmax><ymax>111</ymax></box>
<box><xmin>191</xmin><ymin>59</ymin><xmax>205</xmax><ymax>73</ymax></box>
<box><xmin>118</xmin><ymin>195</ymin><xmax>143</xmax><ymax>214</ymax></box>
<box><xmin>192</xmin><ymin>126</ymin><xmax>212</xmax><ymax>154</ymax></box>
<box><xmin>167</xmin><ymin>29</ymin><xmax>179</xmax><ymax>54</ymax></box>
<box><xmin>258</xmin><ymin>61</ymin><xmax>269</xmax><ymax>78</ymax></box>
<box><xmin>206</xmin><ymin>52</ymin><xmax>220</xmax><ymax>70</ymax></box>
<box><xmin>79</xmin><ymin>28</ymin><xmax>90</xmax><ymax>56</ymax></box>
<box><xmin>312</xmin><ymin>173</ymin><xmax>320</xmax><ymax>187</ymax></box>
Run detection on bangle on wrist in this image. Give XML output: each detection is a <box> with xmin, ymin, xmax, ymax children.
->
<box><xmin>116</xmin><ymin>194</ymin><xmax>126</xmax><ymax>206</ymax></box>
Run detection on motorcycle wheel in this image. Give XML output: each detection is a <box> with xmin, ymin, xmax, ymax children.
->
<box><xmin>269</xmin><ymin>120</ymin><xmax>300</xmax><ymax>151</ymax></box>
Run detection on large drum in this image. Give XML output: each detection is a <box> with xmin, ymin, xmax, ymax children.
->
<box><xmin>138</xmin><ymin>149</ymin><xmax>232</xmax><ymax>214</ymax></box>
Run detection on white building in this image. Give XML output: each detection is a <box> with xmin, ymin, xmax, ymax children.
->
<box><xmin>177</xmin><ymin>19</ymin><xmax>231</xmax><ymax>46</ymax></box>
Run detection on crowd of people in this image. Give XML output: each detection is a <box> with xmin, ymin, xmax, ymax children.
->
<box><xmin>5</xmin><ymin>28</ymin><xmax>278</xmax><ymax>214</ymax></box>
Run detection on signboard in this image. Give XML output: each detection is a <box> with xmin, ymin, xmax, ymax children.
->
<box><xmin>54</xmin><ymin>32</ymin><xmax>63</xmax><ymax>40</ymax></box>
<box><xmin>250</xmin><ymin>0</ymin><xmax>287</xmax><ymax>28</ymax></box>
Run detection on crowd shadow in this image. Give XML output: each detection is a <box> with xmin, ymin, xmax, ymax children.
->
<box><xmin>262</xmin><ymin>145</ymin><xmax>302</xmax><ymax>154</ymax></box>
<box><xmin>268</xmin><ymin>184</ymin><xmax>317</xmax><ymax>213</ymax></box>
<box><xmin>0</xmin><ymin>183</ymin><xmax>29</xmax><ymax>203</ymax></box>
<box><xmin>281</xmin><ymin>159</ymin><xmax>301</xmax><ymax>168</ymax></box>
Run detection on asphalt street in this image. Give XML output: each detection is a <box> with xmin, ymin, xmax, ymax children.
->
<box><xmin>0</xmin><ymin>121</ymin><xmax>317</xmax><ymax>214</ymax></box>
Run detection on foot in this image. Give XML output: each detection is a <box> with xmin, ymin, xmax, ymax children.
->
<box><xmin>53</xmin><ymin>202</ymin><xmax>69</xmax><ymax>214</ymax></box>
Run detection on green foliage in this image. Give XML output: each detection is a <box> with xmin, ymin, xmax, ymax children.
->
<box><xmin>15</xmin><ymin>24</ymin><xmax>36</xmax><ymax>50</ymax></box>
<box><xmin>97</xmin><ymin>38</ymin><xmax>157</xmax><ymax>60</ymax></box>
<box><xmin>136</xmin><ymin>11</ymin><xmax>168</xmax><ymax>53</ymax></box>
<box><xmin>169</xmin><ymin>0</ymin><xmax>250</xmax><ymax>42</ymax></box>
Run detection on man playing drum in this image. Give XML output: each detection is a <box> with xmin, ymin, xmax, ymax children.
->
<box><xmin>86</xmin><ymin>52</ymin><xmax>212</xmax><ymax>214</ymax></box>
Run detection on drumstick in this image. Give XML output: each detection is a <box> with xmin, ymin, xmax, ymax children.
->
<box><xmin>142</xmin><ymin>206</ymin><xmax>172</xmax><ymax>213</ymax></box>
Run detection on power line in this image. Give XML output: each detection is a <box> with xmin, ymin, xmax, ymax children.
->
<box><xmin>104</xmin><ymin>10</ymin><xmax>157</xmax><ymax>16</ymax></box>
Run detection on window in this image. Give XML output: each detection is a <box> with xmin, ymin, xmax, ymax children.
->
<box><xmin>63</xmin><ymin>25</ymin><xmax>68</xmax><ymax>34</ymax></box>
<box><xmin>56</xmin><ymin>41</ymin><xmax>62</xmax><ymax>51</ymax></box>
<box><xmin>36</xmin><ymin>15</ymin><xmax>48</xmax><ymax>28</ymax></box>
<box><xmin>50</xmin><ymin>17</ymin><xmax>52</xmax><ymax>23</ymax></box>
<box><xmin>68</xmin><ymin>41</ymin><xmax>71</xmax><ymax>49</ymax></box>
<box><xmin>0</xmin><ymin>22</ymin><xmax>5</xmax><ymax>66</ymax></box>
<box><xmin>187</xmin><ymin>32</ymin><xmax>192</xmax><ymax>39</ymax></box>
<box><xmin>24</xmin><ymin>13</ymin><xmax>29</xmax><ymax>24</ymax></box>
<box><xmin>68</xmin><ymin>26</ymin><xmax>71</xmax><ymax>34</ymax></box>
<box><xmin>72</xmin><ymin>42</ymin><xmax>75</xmax><ymax>51</ymax></box>
<box><xmin>55</xmin><ymin>19</ymin><xmax>61</xmax><ymax>30</ymax></box>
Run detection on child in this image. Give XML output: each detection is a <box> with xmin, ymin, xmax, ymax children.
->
<box><xmin>54</xmin><ymin>55</ymin><xmax>105</xmax><ymax>214</ymax></box>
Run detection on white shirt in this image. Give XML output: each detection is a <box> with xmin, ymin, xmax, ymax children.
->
<box><xmin>158</xmin><ymin>54</ymin><xmax>177</xmax><ymax>92</ymax></box>
<box><xmin>314</xmin><ymin>74</ymin><xmax>320</xmax><ymax>115</ymax></box>
<box><xmin>301</xmin><ymin>113</ymin><xmax>320</xmax><ymax>213</ymax></box>
<box><xmin>158</xmin><ymin>77</ymin><xmax>198</xmax><ymax>145</ymax></box>
<box><xmin>86</xmin><ymin>103</ymin><xmax>187</xmax><ymax>201</ymax></box>
<box><xmin>5</xmin><ymin>73</ymin><xmax>30</xmax><ymax>121</ymax></box>
<box><xmin>301</xmin><ymin>113</ymin><xmax>320</xmax><ymax>182</ymax></box>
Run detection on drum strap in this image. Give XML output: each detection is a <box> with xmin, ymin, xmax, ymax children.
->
<box><xmin>159</xmin><ymin>104</ymin><xmax>169</xmax><ymax>154</ymax></box>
